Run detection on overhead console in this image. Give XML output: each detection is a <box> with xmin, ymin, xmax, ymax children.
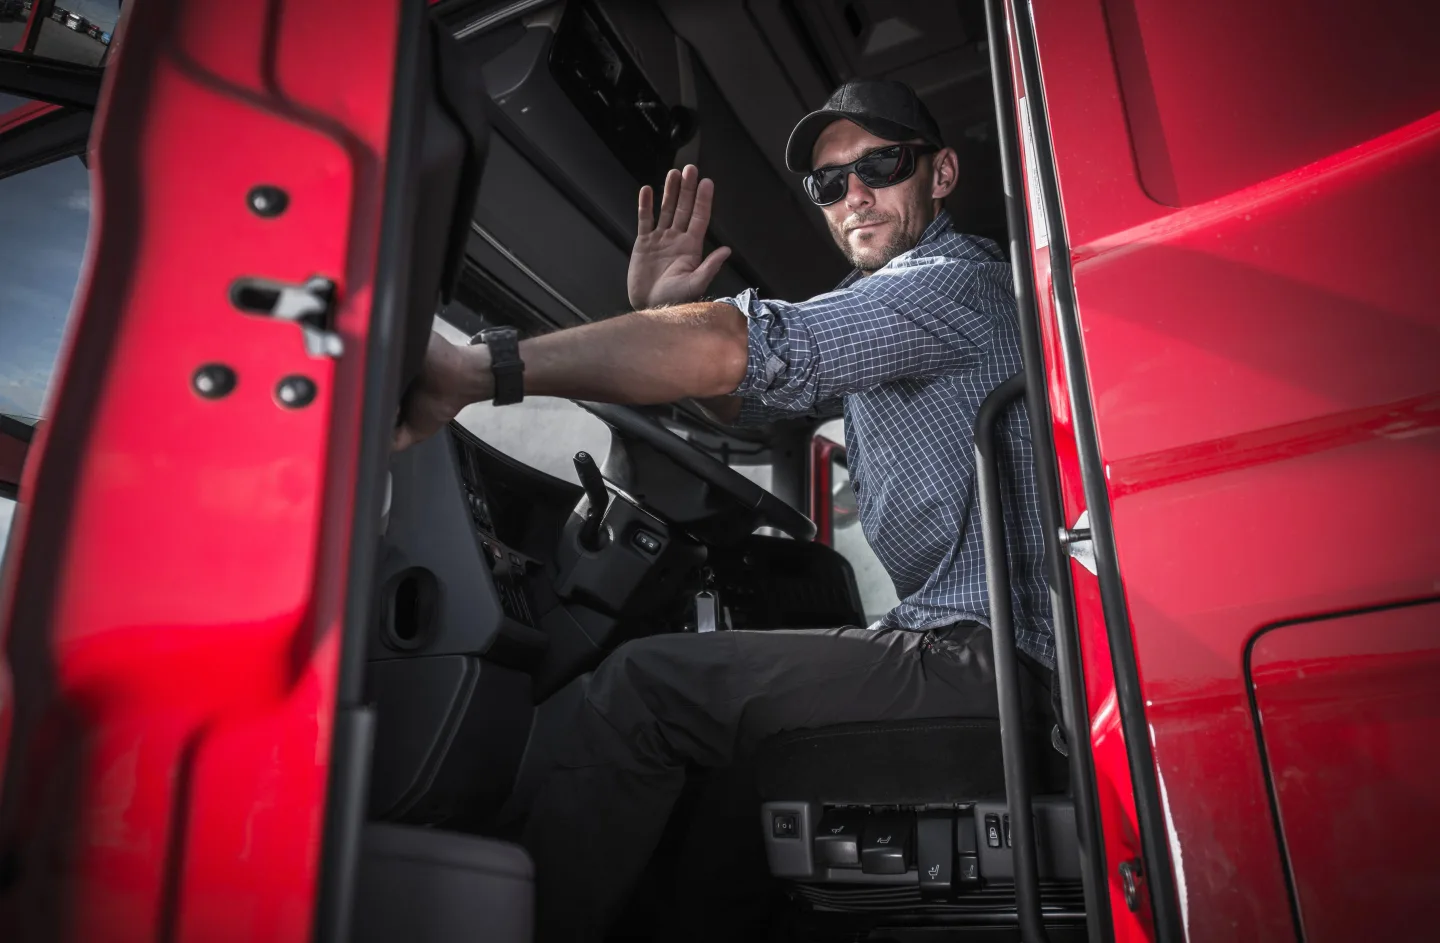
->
<box><xmin>462</xmin><ymin>0</ymin><xmax>848</xmax><ymax>324</ymax></box>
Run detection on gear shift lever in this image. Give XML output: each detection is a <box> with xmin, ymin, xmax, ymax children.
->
<box><xmin>573</xmin><ymin>451</ymin><xmax>610</xmax><ymax>550</ymax></box>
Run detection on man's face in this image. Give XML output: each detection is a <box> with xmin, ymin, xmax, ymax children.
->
<box><xmin>811</xmin><ymin>120</ymin><xmax>955</xmax><ymax>274</ymax></box>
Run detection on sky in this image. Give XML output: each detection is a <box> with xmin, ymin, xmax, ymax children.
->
<box><xmin>0</xmin><ymin>142</ymin><xmax>89</xmax><ymax>421</ymax></box>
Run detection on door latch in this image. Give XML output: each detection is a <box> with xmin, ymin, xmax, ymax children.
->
<box><xmin>230</xmin><ymin>274</ymin><xmax>343</xmax><ymax>358</ymax></box>
<box><xmin>1058</xmin><ymin>509</ymin><xmax>1096</xmax><ymax>575</ymax></box>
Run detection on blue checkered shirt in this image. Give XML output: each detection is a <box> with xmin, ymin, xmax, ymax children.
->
<box><xmin>717</xmin><ymin>211</ymin><xmax>1054</xmax><ymax>666</ymax></box>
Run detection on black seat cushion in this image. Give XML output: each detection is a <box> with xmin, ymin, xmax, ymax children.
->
<box><xmin>753</xmin><ymin>718</ymin><xmax>1067</xmax><ymax>805</ymax></box>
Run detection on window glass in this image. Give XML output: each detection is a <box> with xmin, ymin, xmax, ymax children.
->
<box><xmin>818</xmin><ymin>418</ymin><xmax>899</xmax><ymax>621</ymax></box>
<box><xmin>0</xmin><ymin>1</ymin><xmax>29</xmax><ymax>50</ymax></box>
<box><xmin>0</xmin><ymin>142</ymin><xmax>91</xmax><ymax>559</ymax></box>
<box><xmin>5</xmin><ymin>1</ymin><xmax>121</xmax><ymax>66</ymax></box>
<box><xmin>431</xmin><ymin>314</ymin><xmax>613</xmax><ymax>486</ymax></box>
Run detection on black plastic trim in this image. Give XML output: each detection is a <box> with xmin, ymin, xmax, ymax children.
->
<box><xmin>0</xmin><ymin>106</ymin><xmax>90</xmax><ymax>182</ymax></box>
<box><xmin>980</xmin><ymin>1</ymin><xmax>1112</xmax><ymax>938</ymax></box>
<box><xmin>0</xmin><ymin>51</ymin><xmax>102</xmax><ymax>108</ymax></box>
<box><xmin>311</xmin><ymin>1</ymin><xmax>430</xmax><ymax>940</ymax></box>
<box><xmin>974</xmin><ymin>371</ymin><xmax>1047</xmax><ymax>943</ymax></box>
<box><xmin>1007</xmin><ymin>3</ymin><xmax>1184</xmax><ymax>938</ymax></box>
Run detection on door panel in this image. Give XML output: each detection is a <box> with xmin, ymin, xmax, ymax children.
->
<box><xmin>1031</xmin><ymin>0</ymin><xmax>1440</xmax><ymax>938</ymax></box>
<box><xmin>1249</xmin><ymin>600</ymin><xmax>1440</xmax><ymax>943</ymax></box>
<box><xmin>0</xmin><ymin>1</ymin><xmax>405</xmax><ymax>940</ymax></box>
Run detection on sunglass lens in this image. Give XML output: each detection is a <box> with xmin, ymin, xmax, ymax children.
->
<box><xmin>856</xmin><ymin>146</ymin><xmax>912</xmax><ymax>188</ymax></box>
<box><xmin>806</xmin><ymin>168</ymin><xmax>848</xmax><ymax>205</ymax></box>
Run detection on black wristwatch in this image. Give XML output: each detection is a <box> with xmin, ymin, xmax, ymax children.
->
<box><xmin>469</xmin><ymin>327</ymin><xmax>525</xmax><ymax>405</ymax></box>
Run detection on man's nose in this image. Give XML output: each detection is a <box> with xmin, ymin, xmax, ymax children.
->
<box><xmin>844</xmin><ymin>172</ymin><xmax>874</xmax><ymax>210</ymax></box>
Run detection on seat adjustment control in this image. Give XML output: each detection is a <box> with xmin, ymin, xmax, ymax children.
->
<box><xmin>955</xmin><ymin>811</ymin><xmax>981</xmax><ymax>887</ymax></box>
<box><xmin>916</xmin><ymin>812</ymin><xmax>954</xmax><ymax>897</ymax></box>
<box><xmin>815</xmin><ymin>810</ymin><xmax>863</xmax><ymax>869</ymax></box>
<box><xmin>860</xmin><ymin>815</ymin><xmax>913</xmax><ymax>875</ymax></box>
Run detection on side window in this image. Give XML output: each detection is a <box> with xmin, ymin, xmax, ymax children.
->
<box><xmin>816</xmin><ymin>418</ymin><xmax>900</xmax><ymax>622</ymax></box>
<box><xmin>0</xmin><ymin>97</ymin><xmax>91</xmax><ymax>560</ymax></box>
<box><xmin>430</xmin><ymin>312</ymin><xmax>613</xmax><ymax>486</ymax></box>
<box><xmin>4</xmin><ymin>1</ymin><xmax>121</xmax><ymax>66</ymax></box>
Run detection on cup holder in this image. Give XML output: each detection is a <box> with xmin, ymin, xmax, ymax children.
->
<box><xmin>380</xmin><ymin>566</ymin><xmax>440</xmax><ymax>652</ymax></box>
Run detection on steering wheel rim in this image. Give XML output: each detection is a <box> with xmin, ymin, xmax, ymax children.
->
<box><xmin>573</xmin><ymin>401</ymin><xmax>817</xmax><ymax>542</ymax></box>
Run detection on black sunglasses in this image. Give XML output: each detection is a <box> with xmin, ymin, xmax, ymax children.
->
<box><xmin>803</xmin><ymin>143</ymin><xmax>940</xmax><ymax>206</ymax></box>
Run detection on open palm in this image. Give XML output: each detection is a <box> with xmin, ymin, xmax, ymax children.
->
<box><xmin>628</xmin><ymin>164</ymin><xmax>732</xmax><ymax>310</ymax></box>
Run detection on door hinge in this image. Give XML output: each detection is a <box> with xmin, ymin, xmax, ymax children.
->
<box><xmin>1058</xmin><ymin>509</ymin><xmax>1096</xmax><ymax>575</ymax></box>
<box><xmin>230</xmin><ymin>274</ymin><xmax>343</xmax><ymax>358</ymax></box>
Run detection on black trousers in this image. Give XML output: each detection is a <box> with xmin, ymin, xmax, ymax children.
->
<box><xmin>501</xmin><ymin>623</ymin><xmax>1049</xmax><ymax>941</ymax></box>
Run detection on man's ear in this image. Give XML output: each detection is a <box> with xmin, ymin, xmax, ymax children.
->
<box><xmin>930</xmin><ymin>147</ymin><xmax>959</xmax><ymax>200</ymax></box>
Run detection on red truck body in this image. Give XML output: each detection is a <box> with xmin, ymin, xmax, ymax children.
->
<box><xmin>0</xmin><ymin>1</ymin><xmax>1435</xmax><ymax>940</ymax></box>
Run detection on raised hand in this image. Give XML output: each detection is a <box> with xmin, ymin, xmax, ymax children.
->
<box><xmin>627</xmin><ymin>164</ymin><xmax>732</xmax><ymax>310</ymax></box>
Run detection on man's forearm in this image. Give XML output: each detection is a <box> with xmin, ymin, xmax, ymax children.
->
<box><xmin>459</xmin><ymin>301</ymin><xmax>750</xmax><ymax>406</ymax></box>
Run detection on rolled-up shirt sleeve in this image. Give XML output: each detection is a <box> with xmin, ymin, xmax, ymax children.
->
<box><xmin>714</xmin><ymin>252</ymin><xmax>1000</xmax><ymax>413</ymax></box>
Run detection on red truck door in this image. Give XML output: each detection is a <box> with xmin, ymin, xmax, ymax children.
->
<box><xmin>1012</xmin><ymin>1</ymin><xmax>1440</xmax><ymax>940</ymax></box>
<box><xmin>0</xmin><ymin>2</ymin><xmax>485</xmax><ymax>940</ymax></box>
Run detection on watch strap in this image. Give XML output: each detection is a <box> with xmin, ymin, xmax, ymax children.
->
<box><xmin>470</xmin><ymin>327</ymin><xmax>525</xmax><ymax>405</ymax></box>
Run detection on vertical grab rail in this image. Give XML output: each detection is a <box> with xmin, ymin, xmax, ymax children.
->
<box><xmin>975</xmin><ymin>371</ymin><xmax>1049</xmax><ymax>943</ymax></box>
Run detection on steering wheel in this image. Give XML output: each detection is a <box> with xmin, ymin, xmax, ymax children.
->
<box><xmin>574</xmin><ymin>401</ymin><xmax>816</xmax><ymax>542</ymax></box>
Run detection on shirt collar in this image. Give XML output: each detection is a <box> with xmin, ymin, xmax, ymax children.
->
<box><xmin>837</xmin><ymin>209</ymin><xmax>955</xmax><ymax>288</ymax></box>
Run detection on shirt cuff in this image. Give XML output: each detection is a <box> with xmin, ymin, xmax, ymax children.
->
<box><xmin>715</xmin><ymin>289</ymin><xmax>788</xmax><ymax>396</ymax></box>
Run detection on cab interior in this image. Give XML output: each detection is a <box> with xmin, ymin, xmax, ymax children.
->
<box><xmin>353</xmin><ymin>2</ymin><xmax>1087</xmax><ymax>941</ymax></box>
<box><xmin>0</xmin><ymin>0</ymin><xmax>1087</xmax><ymax>939</ymax></box>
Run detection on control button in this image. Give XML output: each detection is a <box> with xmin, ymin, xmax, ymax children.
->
<box><xmin>956</xmin><ymin>812</ymin><xmax>979</xmax><ymax>855</ymax></box>
<box><xmin>984</xmin><ymin>813</ymin><xmax>1002</xmax><ymax>849</ymax></box>
<box><xmin>508</xmin><ymin>552</ymin><xmax>524</xmax><ymax>569</ymax></box>
<box><xmin>815</xmin><ymin>811</ymin><xmax>863</xmax><ymax>868</ymax></box>
<box><xmin>772</xmin><ymin>813</ymin><xmax>798</xmax><ymax>839</ymax></box>
<box><xmin>632</xmin><ymin>530</ymin><xmax>662</xmax><ymax>554</ymax></box>
<box><xmin>916</xmin><ymin>812</ymin><xmax>954</xmax><ymax>898</ymax></box>
<box><xmin>1003</xmin><ymin>814</ymin><xmax>1012</xmax><ymax>848</ymax></box>
<box><xmin>861</xmin><ymin>815</ymin><xmax>913</xmax><ymax>875</ymax></box>
<box><xmin>957</xmin><ymin>854</ymin><xmax>980</xmax><ymax>886</ymax></box>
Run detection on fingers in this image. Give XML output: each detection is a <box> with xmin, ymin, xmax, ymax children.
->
<box><xmin>672</xmin><ymin>164</ymin><xmax>700</xmax><ymax>231</ymax></box>
<box><xmin>636</xmin><ymin>185</ymin><xmax>654</xmax><ymax>236</ymax></box>
<box><xmin>692</xmin><ymin>245</ymin><xmax>732</xmax><ymax>288</ymax></box>
<box><xmin>687</xmin><ymin>176</ymin><xmax>717</xmax><ymax>235</ymax></box>
<box><xmin>656</xmin><ymin>168</ymin><xmax>681</xmax><ymax>230</ymax></box>
<box><xmin>393</xmin><ymin>422</ymin><xmax>416</xmax><ymax>452</ymax></box>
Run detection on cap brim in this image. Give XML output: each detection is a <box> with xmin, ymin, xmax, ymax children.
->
<box><xmin>784</xmin><ymin>110</ymin><xmax>930</xmax><ymax>173</ymax></box>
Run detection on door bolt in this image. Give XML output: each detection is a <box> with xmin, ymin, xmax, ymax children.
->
<box><xmin>1119</xmin><ymin>858</ymin><xmax>1144</xmax><ymax>912</ymax></box>
<box><xmin>275</xmin><ymin>375</ymin><xmax>317</xmax><ymax>409</ymax></box>
<box><xmin>191</xmin><ymin>364</ymin><xmax>237</xmax><ymax>400</ymax></box>
<box><xmin>247</xmin><ymin>185</ymin><xmax>289</xmax><ymax>218</ymax></box>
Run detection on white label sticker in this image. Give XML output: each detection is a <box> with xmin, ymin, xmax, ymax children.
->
<box><xmin>1018</xmin><ymin>96</ymin><xmax>1050</xmax><ymax>250</ymax></box>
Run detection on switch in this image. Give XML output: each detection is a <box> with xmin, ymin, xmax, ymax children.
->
<box><xmin>955</xmin><ymin>811</ymin><xmax>981</xmax><ymax>887</ymax></box>
<box><xmin>632</xmin><ymin>529</ymin><xmax>662</xmax><ymax>554</ymax></box>
<box><xmin>771</xmin><ymin>813</ymin><xmax>798</xmax><ymax>839</ymax></box>
<box><xmin>861</xmin><ymin>815</ymin><xmax>913</xmax><ymax>875</ymax></box>
<box><xmin>916</xmin><ymin>812</ymin><xmax>954</xmax><ymax>898</ymax></box>
<box><xmin>957</xmin><ymin>854</ymin><xmax>980</xmax><ymax>886</ymax></box>
<box><xmin>984</xmin><ymin>813</ymin><xmax>1002</xmax><ymax>849</ymax></box>
<box><xmin>956</xmin><ymin>812</ymin><xmax>979</xmax><ymax>855</ymax></box>
<box><xmin>1003</xmin><ymin>814</ymin><xmax>1012</xmax><ymax>848</ymax></box>
<box><xmin>815</xmin><ymin>810</ymin><xmax>863</xmax><ymax>869</ymax></box>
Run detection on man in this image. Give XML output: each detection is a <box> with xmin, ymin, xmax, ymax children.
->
<box><xmin>397</xmin><ymin>79</ymin><xmax>1052</xmax><ymax>938</ymax></box>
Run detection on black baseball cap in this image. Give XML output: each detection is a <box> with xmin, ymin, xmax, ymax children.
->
<box><xmin>785</xmin><ymin>78</ymin><xmax>944</xmax><ymax>173</ymax></box>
